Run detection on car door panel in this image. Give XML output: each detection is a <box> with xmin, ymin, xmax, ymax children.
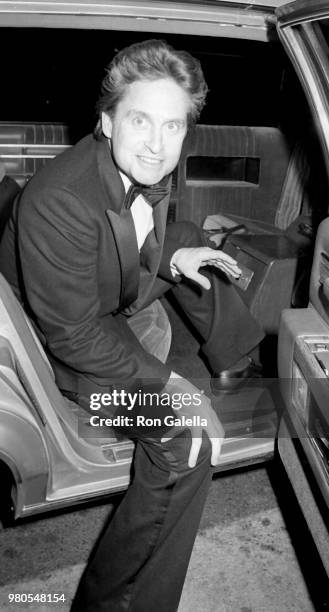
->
<box><xmin>276</xmin><ymin>0</ymin><xmax>329</xmax><ymax>576</ymax></box>
<box><xmin>176</xmin><ymin>125</ymin><xmax>292</xmax><ymax>227</ymax></box>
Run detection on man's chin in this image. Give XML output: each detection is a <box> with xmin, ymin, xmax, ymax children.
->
<box><xmin>131</xmin><ymin>165</ymin><xmax>168</xmax><ymax>186</ymax></box>
<box><xmin>134</xmin><ymin>174</ymin><xmax>164</xmax><ymax>187</ymax></box>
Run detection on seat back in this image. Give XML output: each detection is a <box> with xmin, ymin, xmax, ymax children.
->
<box><xmin>0</xmin><ymin>122</ymin><xmax>71</xmax><ymax>187</ymax></box>
<box><xmin>176</xmin><ymin>125</ymin><xmax>292</xmax><ymax>228</ymax></box>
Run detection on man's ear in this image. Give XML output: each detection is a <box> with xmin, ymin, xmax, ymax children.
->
<box><xmin>101</xmin><ymin>112</ymin><xmax>113</xmax><ymax>138</ymax></box>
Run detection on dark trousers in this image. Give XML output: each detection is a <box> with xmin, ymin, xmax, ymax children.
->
<box><xmin>71</xmin><ymin>434</ymin><xmax>212</xmax><ymax>612</ymax></box>
<box><xmin>70</xmin><ymin>221</ymin><xmax>264</xmax><ymax>611</ymax></box>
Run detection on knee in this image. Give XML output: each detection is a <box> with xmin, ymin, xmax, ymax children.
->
<box><xmin>162</xmin><ymin>431</ymin><xmax>212</xmax><ymax>475</ymax></box>
<box><xmin>138</xmin><ymin>430</ymin><xmax>212</xmax><ymax>477</ymax></box>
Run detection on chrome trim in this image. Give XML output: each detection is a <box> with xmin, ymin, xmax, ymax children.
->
<box><xmin>0</xmin><ymin>1</ymin><xmax>273</xmax><ymax>41</ymax></box>
<box><xmin>277</xmin><ymin>0</ymin><xmax>329</xmax><ymax>27</ymax></box>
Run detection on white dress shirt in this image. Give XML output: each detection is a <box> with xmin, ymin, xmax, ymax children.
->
<box><xmin>119</xmin><ymin>171</ymin><xmax>154</xmax><ymax>252</ymax></box>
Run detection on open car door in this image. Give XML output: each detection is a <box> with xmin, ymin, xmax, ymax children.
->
<box><xmin>276</xmin><ymin>0</ymin><xmax>329</xmax><ymax>576</ymax></box>
<box><xmin>276</xmin><ymin>0</ymin><xmax>329</xmax><ymax>169</ymax></box>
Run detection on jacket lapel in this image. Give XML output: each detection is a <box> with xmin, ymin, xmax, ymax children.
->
<box><xmin>97</xmin><ymin>137</ymin><xmax>140</xmax><ymax>309</ymax></box>
<box><xmin>140</xmin><ymin>191</ymin><xmax>168</xmax><ymax>272</ymax></box>
<box><xmin>106</xmin><ymin>208</ymin><xmax>140</xmax><ymax>309</ymax></box>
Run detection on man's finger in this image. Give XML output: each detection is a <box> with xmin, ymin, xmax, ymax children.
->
<box><xmin>204</xmin><ymin>249</ymin><xmax>238</xmax><ymax>266</ymax></box>
<box><xmin>211</xmin><ymin>261</ymin><xmax>241</xmax><ymax>278</ymax></box>
<box><xmin>188</xmin><ymin>436</ymin><xmax>203</xmax><ymax>468</ymax></box>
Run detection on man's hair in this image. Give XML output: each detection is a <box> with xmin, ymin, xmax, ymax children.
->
<box><xmin>94</xmin><ymin>39</ymin><xmax>208</xmax><ymax>138</ymax></box>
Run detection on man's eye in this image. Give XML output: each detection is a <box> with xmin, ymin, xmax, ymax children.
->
<box><xmin>132</xmin><ymin>116</ymin><xmax>147</xmax><ymax>128</ymax></box>
<box><xmin>166</xmin><ymin>122</ymin><xmax>180</xmax><ymax>133</ymax></box>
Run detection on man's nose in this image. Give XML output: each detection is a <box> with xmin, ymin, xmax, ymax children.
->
<box><xmin>145</xmin><ymin>126</ymin><xmax>163</xmax><ymax>153</ymax></box>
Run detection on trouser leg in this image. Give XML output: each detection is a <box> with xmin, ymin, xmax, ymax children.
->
<box><xmin>150</xmin><ymin>221</ymin><xmax>264</xmax><ymax>372</ymax></box>
<box><xmin>70</xmin><ymin>433</ymin><xmax>212</xmax><ymax>612</ymax></box>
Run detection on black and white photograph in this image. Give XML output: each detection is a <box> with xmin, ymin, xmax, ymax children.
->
<box><xmin>0</xmin><ymin>1</ymin><xmax>328</xmax><ymax>610</ymax></box>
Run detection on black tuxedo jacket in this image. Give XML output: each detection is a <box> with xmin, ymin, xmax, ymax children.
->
<box><xmin>0</xmin><ymin>135</ymin><xmax>181</xmax><ymax>396</ymax></box>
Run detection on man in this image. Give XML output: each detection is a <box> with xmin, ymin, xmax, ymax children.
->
<box><xmin>0</xmin><ymin>40</ymin><xmax>263</xmax><ymax>611</ymax></box>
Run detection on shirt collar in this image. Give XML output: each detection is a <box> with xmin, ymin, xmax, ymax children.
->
<box><xmin>119</xmin><ymin>170</ymin><xmax>132</xmax><ymax>195</ymax></box>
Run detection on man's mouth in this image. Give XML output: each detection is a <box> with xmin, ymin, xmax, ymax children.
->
<box><xmin>138</xmin><ymin>156</ymin><xmax>163</xmax><ymax>166</ymax></box>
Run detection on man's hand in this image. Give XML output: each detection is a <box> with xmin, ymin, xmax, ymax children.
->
<box><xmin>161</xmin><ymin>373</ymin><xmax>225</xmax><ymax>468</ymax></box>
<box><xmin>171</xmin><ymin>247</ymin><xmax>241</xmax><ymax>290</ymax></box>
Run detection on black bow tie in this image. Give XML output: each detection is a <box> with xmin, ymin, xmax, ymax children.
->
<box><xmin>124</xmin><ymin>180</ymin><xmax>170</xmax><ymax>210</ymax></box>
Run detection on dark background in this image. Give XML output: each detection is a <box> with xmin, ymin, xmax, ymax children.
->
<box><xmin>1</xmin><ymin>28</ymin><xmax>306</xmax><ymax>141</ymax></box>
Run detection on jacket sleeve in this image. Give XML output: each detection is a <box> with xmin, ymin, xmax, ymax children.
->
<box><xmin>157</xmin><ymin>235</ymin><xmax>183</xmax><ymax>282</ymax></box>
<box><xmin>18</xmin><ymin>186</ymin><xmax>171</xmax><ymax>393</ymax></box>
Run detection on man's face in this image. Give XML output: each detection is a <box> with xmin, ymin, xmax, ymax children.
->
<box><xmin>102</xmin><ymin>78</ymin><xmax>190</xmax><ymax>186</ymax></box>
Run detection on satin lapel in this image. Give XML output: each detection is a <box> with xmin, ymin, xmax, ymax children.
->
<box><xmin>106</xmin><ymin>209</ymin><xmax>140</xmax><ymax>309</ymax></box>
<box><xmin>97</xmin><ymin>138</ymin><xmax>140</xmax><ymax>308</ymax></box>
<box><xmin>139</xmin><ymin>192</ymin><xmax>169</xmax><ymax>274</ymax></box>
<box><xmin>153</xmin><ymin>190</ymin><xmax>170</xmax><ymax>246</ymax></box>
